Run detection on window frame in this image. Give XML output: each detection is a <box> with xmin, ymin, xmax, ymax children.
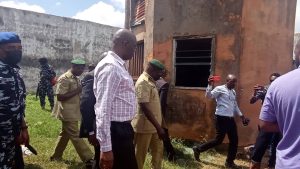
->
<box><xmin>128</xmin><ymin>41</ymin><xmax>145</xmax><ymax>81</ymax></box>
<box><xmin>172</xmin><ymin>35</ymin><xmax>216</xmax><ymax>90</ymax></box>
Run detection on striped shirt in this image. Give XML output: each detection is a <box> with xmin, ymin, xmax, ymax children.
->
<box><xmin>93</xmin><ymin>51</ymin><xmax>136</xmax><ymax>152</ymax></box>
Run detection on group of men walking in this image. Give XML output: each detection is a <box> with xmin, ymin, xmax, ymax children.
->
<box><xmin>48</xmin><ymin>29</ymin><xmax>173</xmax><ymax>169</ymax></box>
<box><xmin>1</xmin><ymin>28</ymin><xmax>300</xmax><ymax>169</ymax></box>
<box><xmin>0</xmin><ymin>29</ymin><xmax>174</xmax><ymax>169</ymax></box>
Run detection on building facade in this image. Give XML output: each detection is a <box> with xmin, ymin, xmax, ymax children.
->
<box><xmin>126</xmin><ymin>0</ymin><xmax>296</xmax><ymax>145</ymax></box>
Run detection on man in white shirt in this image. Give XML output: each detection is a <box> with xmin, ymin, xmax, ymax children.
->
<box><xmin>192</xmin><ymin>74</ymin><xmax>249</xmax><ymax>168</ymax></box>
<box><xmin>94</xmin><ymin>29</ymin><xmax>138</xmax><ymax>169</ymax></box>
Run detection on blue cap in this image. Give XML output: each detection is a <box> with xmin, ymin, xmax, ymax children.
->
<box><xmin>0</xmin><ymin>32</ymin><xmax>21</xmax><ymax>45</ymax></box>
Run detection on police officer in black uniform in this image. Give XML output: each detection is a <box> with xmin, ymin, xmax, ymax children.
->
<box><xmin>0</xmin><ymin>32</ymin><xmax>30</xmax><ymax>169</ymax></box>
<box><xmin>37</xmin><ymin>57</ymin><xmax>56</xmax><ymax>110</ymax></box>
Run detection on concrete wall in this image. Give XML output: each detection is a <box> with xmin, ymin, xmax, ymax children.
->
<box><xmin>0</xmin><ymin>6</ymin><xmax>119</xmax><ymax>91</ymax></box>
<box><xmin>151</xmin><ymin>0</ymin><xmax>245</xmax><ymax>141</ymax></box>
<box><xmin>294</xmin><ymin>33</ymin><xmax>300</xmax><ymax>60</ymax></box>
<box><xmin>127</xmin><ymin>0</ymin><xmax>296</xmax><ymax>145</ymax></box>
<box><xmin>238</xmin><ymin>0</ymin><xmax>295</xmax><ymax>145</ymax></box>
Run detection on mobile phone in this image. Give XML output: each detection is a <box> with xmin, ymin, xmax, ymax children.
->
<box><xmin>212</xmin><ymin>75</ymin><xmax>221</xmax><ymax>82</ymax></box>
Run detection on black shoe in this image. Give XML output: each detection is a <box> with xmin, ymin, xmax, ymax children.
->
<box><xmin>85</xmin><ymin>159</ymin><xmax>94</xmax><ymax>169</ymax></box>
<box><xmin>225</xmin><ymin>161</ymin><xmax>239</xmax><ymax>169</ymax></box>
<box><xmin>192</xmin><ymin>146</ymin><xmax>200</xmax><ymax>162</ymax></box>
<box><xmin>167</xmin><ymin>152</ymin><xmax>175</xmax><ymax>161</ymax></box>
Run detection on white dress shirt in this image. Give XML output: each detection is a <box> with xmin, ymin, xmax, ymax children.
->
<box><xmin>206</xmin><ymin>84</ymin><xmax>243</xmax><ymax>117</ymax></box>
<box><xmin>93</xmin><ymin>51</ymin><xmax>136</xmax><ymax>152</ymax></box>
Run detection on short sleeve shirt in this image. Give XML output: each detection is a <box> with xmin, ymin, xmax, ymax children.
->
<box><xmin>52</xmin><ymin>70</ymin><xmax>81</xmax><ymax>121</ymax></box>
<box><xmin>260</xmin><ymin>68</ymin><xmax>300</xmax><ymax>169</ymax></box>
<box><xmin>131</xmin><ymin>72</ymin><xmax>162</xmax><ymax>133</ymax></box>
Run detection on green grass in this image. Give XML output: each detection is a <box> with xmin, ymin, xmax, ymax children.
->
<box><xmin>24</xmin><ymin>95</ymin><xmax>249</xmax><ymax>169</ymax></box>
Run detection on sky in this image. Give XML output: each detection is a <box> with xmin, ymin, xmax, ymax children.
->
<box><xmin>0</xmin><ymin>0</ymin><xmax>125</xmax><ymax>27</ymax></box>
<box><xmin>0</xmin><ymin>0</ymin><xmax>300</xmax><ymax>31</ymax></box>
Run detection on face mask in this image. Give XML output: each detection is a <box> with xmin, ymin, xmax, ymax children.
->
<box><xmin>3</xmin><ymin>50</ymin><xmax>22</xmax><ymax>65</ymax></box>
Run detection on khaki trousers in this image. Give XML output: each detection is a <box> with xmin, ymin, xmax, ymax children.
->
<box><xmin>134</xmin><ymin>133</ymin><xmax>163</xmax><ymax>169</ymax></box>
<box><xmin>51</xmin><ymin>121</ymin><xmax>93</xmax><ymax>162</ymax></box>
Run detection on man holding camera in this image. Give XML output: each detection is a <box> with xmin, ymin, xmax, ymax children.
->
<box><xmin>192</xmin><ymin>74</ymin><xmax>249</xmax><ymax>168</ymax></box>
<box><xmin>249</xmin><ymin>73</ymin><xmax>281</xmax><ymax>169</ymax></box>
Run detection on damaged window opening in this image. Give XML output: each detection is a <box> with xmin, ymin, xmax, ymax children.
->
<box><xmin>132</xmin><ymin>0</ymin><xmax>145</xmax><ymax>26</ymax></box>
<box><xmin>175</xmin><ymin>38</ymin><xmax>213</xmax><ymax>88</ymax></box>
<box><xmin>128</xmin><ymin>41</ymin><xmax>144</xmax><ymax>80</ymax></box>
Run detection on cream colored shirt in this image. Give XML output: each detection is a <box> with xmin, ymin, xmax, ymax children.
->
<box><xmin>52</xmin><ymin>70</ymin><xmax>81</xmax><ymax>121</ymax></box>
<box><xmin>132</xmin><ymin>72</ymin><xmax>162</xmax><ymax>133</ymax></box>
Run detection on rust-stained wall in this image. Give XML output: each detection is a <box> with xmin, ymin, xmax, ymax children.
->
<box><xmin>152</xmin><ymin>0</ymin><xmax>245</xmax><ymax>142</ymax></box>
<box><xmin>127</xmin><ymin>0</ymin><xmax>296</xmax><ymax>145</ymax></box>
<box><xmin>238</xmin><ymin>0</ymin><xmax>296</xmax><ymax>145</ymax></box>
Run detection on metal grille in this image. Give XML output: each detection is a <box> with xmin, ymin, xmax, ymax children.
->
<box><xmin>129</xmin><ymin>42</ymin><xmax>144</xmax><ymax>80</ymax></box>
<box><xmin>175</xmin><ymin>38</ymin><xmax>213</xmax><ymax>87</ymax></box>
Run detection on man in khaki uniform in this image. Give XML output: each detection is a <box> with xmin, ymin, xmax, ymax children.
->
<box><xmin>132</xmin><ymin>59</ymin><xmax>167</xmax><ymax>169</ymax></box>
<box><xmin>51</xmin><ymin>59</ymin><xmax>93</xmax><ymax>168</ymax></box>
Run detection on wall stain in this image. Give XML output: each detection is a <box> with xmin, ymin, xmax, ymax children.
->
<box><xmin>0</xmin><ymin>6</ymin><xmax>119</xmax><ymax>91</ymax></box>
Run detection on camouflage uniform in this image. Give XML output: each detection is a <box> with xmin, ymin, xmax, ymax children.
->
<box><xmin>0</xmin><ymin>61</ymin><xmax>26</xmax><ymax>169</ymax></box>
<box><xmin>38</xmin><ymin>64</ymin><xmax>55</xmax><ymax>109</ymax></box>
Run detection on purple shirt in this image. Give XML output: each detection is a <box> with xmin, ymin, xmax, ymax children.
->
<box><xmin>260</xmin><ymin>69</ymin><xmax>300</xmax><ymax>169</ymax></box>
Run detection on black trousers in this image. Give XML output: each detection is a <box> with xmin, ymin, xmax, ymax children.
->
<box><xmin>93</xmin><ymin>145</ymin><xmax>100</xmax><ymax>169</ymax></box>
<box><xmin>251</xmin><ymin>131</ymin><xmax>281</xmax><ymax>167</ymax></box>
<box><xmin>38</xmin><ymin>84</ymin><xmax>54</xmax><ymax>108</ymax></box>
<box><xmin>109</xmin><ymin>121</ymin><xmax>138</xmax><ymax>169</ymax></box>
<box><xmin>163</xmin><ymin>128</ymin><xmax>175</xmax><ymax>160</ymax></box>
<box><xmin>195</xmin><ymin>115</ymin><xmax>238</xmax><ymax>164</ymax></box>
<box><xmin>13</xmin><ymin>145</ymin><xmax>24</xmax><ymax>169</ymax></box>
